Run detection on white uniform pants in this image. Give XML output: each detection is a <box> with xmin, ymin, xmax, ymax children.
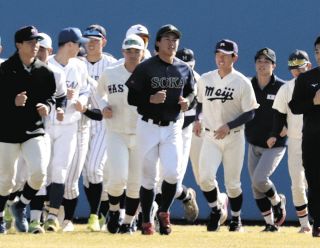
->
<box><xmin>288</xmin><ymin>137</ymin><xmax>308</xmax><ymax>206</ymax></box>
<box><xmin>0</xmin><ymin>136</ymin><xmax>50</xmax><ymax>196</ymax></box>
<box><xmin>46</xmin><ymin>122</ymin><xmax>78</xmax><ymax>185</ymax></box>
<box><xmin>137</xmin><ymin>117</ymin><xmax>183</xmax><ymax>190</ymax></box>
<box><xmin>199</xmin><ymin>129</ymin><xmax>244</xmax><ymax>198</ymax></box>
<box><xmin>105</xmin><ymin>130</ymin><xmax>140</xmax><ymax>199</ymax></box>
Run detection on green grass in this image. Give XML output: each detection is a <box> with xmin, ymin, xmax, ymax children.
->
<box><xmin>0</xmin><ymin>224</ymin><xmax>319</xmax><ymax>248</ymax></box>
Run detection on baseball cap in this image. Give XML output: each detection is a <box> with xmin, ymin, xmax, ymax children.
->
<box><xmin>126</xmin><ymin>24</ymin><xmax>149</xmax><ymax>38</ymax></box>
<box><xmin>255</xmin><ymin>47</ymin><xmax>276</xmax><ymax>63</ymax></box>
<box><xmin>215</xmin><ymin>39</ymin><xmax>238</xmax><ymax>55</ymax></box>
<box><xmin>176</xmin><ymin>48</ymin><xmax>195</xmax><ymax>62</ymax></box>
<box><xmin>58</xmin><ymin>27</ymin><xmax>89</xmax><ymax>44</ymax></box>
<box><xmin>288</xmin><ymin>50</ymin><xmax>310</xmax><ymax>70</ymax></box>
<box><xmin>122</xmin><ymin>34</ymin><xmax>145</xmax><ymax>50</ymax></box>
<box><xmin>15</xmin><ymin>26</ymin><xmax>44</xmax><ymax>43</ymax></box>
<box><xmin>156</xmin><ymin>24</ymin><xmax>181</xmax><ymax>41</ymax></box>
<box><xmin>83</xmin><ymin>24</ymin><xmax>106</xmax><ymax>39</ymax></box>
<box><xmin>38</xmin><ymin>32</ymin><xmax>52</xmax><ymax>49</ymax></box>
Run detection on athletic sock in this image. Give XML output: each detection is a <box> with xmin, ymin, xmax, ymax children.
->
<box><xmin>140</xmin><ymin>187</ymin><xmax>155</xmax><ymax>223</ymax></box>
<box><xmin>84</xmin><ymin>183</ymin><xmax>102</xmax><ymax>215</ymax></box>
<box><xmin>63</xmin><ymin>198</ymin><xmax>78</xmax><ymax>221</ymax></box>
<box><xmin>160</xmin><ymin>181</ymin><xmax>177</xmax><ymax>213</ymax></box>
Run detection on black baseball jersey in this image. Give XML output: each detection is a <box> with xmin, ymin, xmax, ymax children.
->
<box><xmin>125</xmin><ymin>55</ymin><xmax>195</xmax><ymax>122</ymax></box>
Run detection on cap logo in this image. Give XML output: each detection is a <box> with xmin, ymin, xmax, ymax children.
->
<box><xmin>263</xmin><ymin>49</ymin><xmax>268</xmax><ymax>55</ymax></box>
<box><xmin>137</xmin><ymin>26</ymin><xmax>143</xmax><ymax>31</ymax></box>
<box><xmin>31</xmin><ymin>28</ymin><xmax>37</xmax><ymax>35</ymax></box>
<box><xmin>220</xmin><ymin>42</ymin><xmax>225</xmax><ymax>47</ymax></box>
<box><xmin>182</xmin><ymin>55</ymin><xmax>188</xmax><ymax>61</ymax></box>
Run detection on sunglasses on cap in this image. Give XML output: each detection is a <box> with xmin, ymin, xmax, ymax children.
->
<box><xmin>288</xmin><ymin>59</ymin><xmax>308</xmax><ymax>67</ymax></box>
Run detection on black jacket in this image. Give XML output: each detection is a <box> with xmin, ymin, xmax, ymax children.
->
<box><xmin>0</xmin><ymin>53</ymin><xmax>56</xmax><ymax>143</ymax></box>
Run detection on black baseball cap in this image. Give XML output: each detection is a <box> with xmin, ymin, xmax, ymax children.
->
<box><xmin>15</xmin><ymin>26</ymin><xmax>43</xmax><ymax>43</ymax></box>
<box><xmin>156</xmin><ymin>24</ymin><xmax>181</xmax><ymax>41</ymax></box>
<box><xmin>176</xmin><ymin>48</ymin><xmax>195</xmax><ymax>62</ymax></box>
<box><xmin>83</xmin><ymin>24</ymin><xmax>107</xmax><ymax>39</ymax></box>
<box><xmin>215</xmin><ymin>39</ymin><xmax>238</xmax><ymax>55</ymax></box>
<box><xmin>58</xmin><ymin>27</ymin><xmax>89</xmax><ymax>44</ymax></box>
<box><xmin>288</xmin><ymin>50</ymin><xmax>310</xmax><ymax>70</ymax></box>
<box><xmin>255</xmin><ymin>47</ymin><xmax>276</xmax><ymax>63</ymax></box>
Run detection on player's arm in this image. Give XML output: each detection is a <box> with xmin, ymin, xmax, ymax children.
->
<box><xmin>227</xmin><ymin>109</ymin><xmax>255</xmax><ymax>129</ymax></box>
<box><xmin>83</xmin><ymin>107</ymin><xmax>103</xmax><ymax>121</ymax></box>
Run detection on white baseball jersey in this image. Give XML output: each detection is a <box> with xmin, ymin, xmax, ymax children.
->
<box><xmin>272</xmin><ymin>78</ymin><xmax>303</xmax><ymax>139</ymax></box>
<box><xmin>48</xmin><ymin>57</ymin><xmax>89</xmax><ymax>125</ymax></box>
<box><xmin>97</xmin><ymin>63</ymin><xmax>138</xmax><ymax>134</ymax></box>
<box><xmin>47</xmin><ymin>61</ymin><xmax>67</xmax><ymax>100</ymax></box>
<box><xmin>197</xmin><ymin>68</ymin><xmax>259</xmax><ymax>130</ymax></box>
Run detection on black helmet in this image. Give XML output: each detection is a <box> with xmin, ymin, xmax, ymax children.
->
<box><xmin>155</xmin><ymin>24</ymin><xmax>181</xmax><ymax>52</ymax></box>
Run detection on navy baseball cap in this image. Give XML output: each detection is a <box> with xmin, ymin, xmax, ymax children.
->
<box><xmin>288</xmin><ymin>50</ymin><xmax>310</xmax><ymax>70</ymax></box>
<box><xmin>255</xmin><ymin>47</ymin><xmax>276</xmax><ymax>63</ymax></box>
<box><xmin>215</xmin><ymin>39</ymin><xmax>238</xmax><ymax>55</ymax></box>
<box><xmin>58</xmin><ymin>27</ymin><xmax>89</xmax><ymax>44</ymax></box>
<box><xmin>83</xmin><ymin>24</ymin><xmax>106</xmax><ymax>39</ymax></box>
<box><xmin>176</xmin><ymin>48</ymin><xmax>195</xmax><ymax>62</ymax></box>
<box><xmin>156</xmin><ymin>24</ymin><xmax>181</xmax><ymax>41</ymax></box>
<box><xmin>15</xmin><ymin>26</ymin><xmax>43</xmax><ymax>43</ymax></box>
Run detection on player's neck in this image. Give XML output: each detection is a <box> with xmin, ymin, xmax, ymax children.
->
<box><xmin>218</xmin><ymin>67</ymin><xmax>232</xmax><ymax>78</ymax></box>
<box><xmin>54</xmin><ymin>53</ymin><xmax>70</xmax><ymax>66</ymax></box>
<box><xmin>86</xmin><ymin>53</ymin><xmax>102</xmax><ymax>63</ymax></box>
<box><xmin>19</xmin><ymin>54</ymin><xmax>35</xmax><ymax>67</ymax></box>
<box><xmin>158</xmin><ymin>53</ymin><xmax>174</xmax><ymax>64</ymax></box>
<box><xmin>257</xmin><ymin>74</ymin><xmax>272</xmax><ymax>88</ymax></box>
<box><xmin>124</xmin><ymin>62</ymin><xmax>138</xmax><ymax>73</ymax></box>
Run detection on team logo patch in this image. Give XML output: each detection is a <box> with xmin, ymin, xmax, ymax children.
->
<box><xmin>266</xmin><ymin>94</ymin><xmax>275</xmax><ymax>100</ymax></box>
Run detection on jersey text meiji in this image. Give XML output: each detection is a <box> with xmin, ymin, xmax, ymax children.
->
<box><xmin>151</xmin><ymin>77</ymin><xmax>185</xmax><ymax>88</ymax></box>
<box><xmin>205</xmin><ymin>86</ymin><xmax>234</xmax><ymax>102</ymax></box>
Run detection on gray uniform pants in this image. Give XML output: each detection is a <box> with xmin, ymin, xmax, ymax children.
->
<box><xmin>247</xmin><ymin>144</ymin><xmax>286</xmax><ymax>199</ymax></box>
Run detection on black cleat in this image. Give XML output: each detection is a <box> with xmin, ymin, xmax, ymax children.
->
<box><xmin>207</xmin><ymin>211</ymin><xmax>221</xmax><ymax>232</ymax></box>
<box><xmin>262</xmin><ymin>224</ymin><xmax>278</xmax><ymax>232</ymax></box>
<box><xmin>229</xmin><ymin>216</ymin><xmax>243</xmax><ymax>232</ymax></box>
<box><xmin>107</xmin><ymin>211</ymin><xmax>120</xmax><ymax>234</ymax></box>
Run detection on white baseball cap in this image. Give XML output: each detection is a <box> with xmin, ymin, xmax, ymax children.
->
<box><xmin>126</xmin><ymin>24</ymin><xmax>149</xmax><ymax>38</ymax></box>
<box><xmin>122</xmin><ymin>34</ymin><xmax>145</xmax><ymax>50</ymax></box>
<box><xmin>38</xmin><ymin>32</ymin><xmax>52</xmax><ymax>49</ymax></box>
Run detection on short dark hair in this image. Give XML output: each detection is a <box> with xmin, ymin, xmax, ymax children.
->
<box><xmin>314</xmin><ymin>36</ymin><xmax>320</xmax><ymax>47</ymax></box>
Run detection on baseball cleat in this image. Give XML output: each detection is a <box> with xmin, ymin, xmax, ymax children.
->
<box><xmin>0</xmin><ymin>220</ymin><xmax>7</xmax><ymax>234</ymax></box>
<box><xmin>29</xmin><ymin>220</ymin><xmax>45</xmax><ymax>234</ymax></box>
<box><xmin>207</xmin><ymin>210</ymin><xmax>222</xmax><ymax>231</ymax></box>
<box><xmin>87</xmin><ymin>214</ymin><xmax>100</xmax><ymax>232</ymax></box>
<box><xmin>10</xmin><ymin>202</ymin><xmax>28</xmax><ymax>232</ymax></box>
<box><xmin>99</xmin><ymin>214</ymin><xmax>106</xmax><ymax>230</ymax></box>
<box><xmin>229</xmin><ymin>216</ymin><xmax>244</xmax><ymax>232</ymax></box>
<box><xmin>118</xmin><ymin>223</ymin><xmax>133</xmax><ymax>234</ymax></box>
<box><xmin>298</xmin><ymin>225</ymin><xmax>311</xmax><ymax>234</ymax></box>
<box><xmin>141</xmin><ymin>222</ymin><xmax>155</xmax><ymax>235</ymax></box>
<box><xmin>312</xmin><ymin>226</ymin><xmax>320</xmax><ymax>237</ymax></box>
<box><xmin>261</xmin><ymin>224</ymin><xmax>278</xmax><ymax>232</ymax></box>
<box><xmin>44</xmin><ymin>218</ymin><xmax>60</xmax><ymax>232</ymax></box>
<box><xmin>157</xmin><ymin>211</ymin><xmax>171</xmax><ymax>235</ymax></box>
<box><xmin>61</xmin><ymin>220</ymin><xmax>75</xmax><ymax>232</ymax></box>
<box><xmin>107</xmin><ymin>211</ymin><xmax>120</xmax><ymax>234</ymax></box>
<box><xmin>183</xmin><ymin>188</ymin><xmax>199</xmax><ymax>222</ymax></box>
<box><xmin>273</xmin><ymin>194</ymin><xmax>286</xmax><ymax>226</ymax></box>
<box><xmin>4</xmin><ymin>205</ymin><xmax>13</xmax><ymax>230</ymax></box>
<box><xmin>218</xmin><ymin>193</ymin><xmax>229</xmax><ymax>225</ymax></box>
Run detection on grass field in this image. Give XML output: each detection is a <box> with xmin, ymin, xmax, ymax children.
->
<box><xmin>0</xmin><ymin>224</ymin><xmax>319</xmax><ymax>248</ymax></box>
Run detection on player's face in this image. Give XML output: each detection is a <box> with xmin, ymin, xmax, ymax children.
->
<box><xmin>255</xmin><ymin>55</ymin><xmax>275</xmax><ymax>77</ymax></box>
<box><xmin>37</xmin><ymin>46</ymin><xmax>51</xmax><ymax>63</ymax></box>
<box><xmin>157</xmin><ymin>33</ymin><xmax>179</xmax><ymax>58</ymax></box>
<box><xmin>123</xmin><ymin>48</ymin><xmax>144</xmax><ymax>65</ymax></box>
<box><xmin>69</xmin><ymin>42</ymin><xmax>80</xmax><ymax>58</ymax></box>
<box><xmin>290</xmin><ymin>66</ymin><xmax>309</xmax><ymax>78</ymax></box>
<box><xmin>314</xmin><ymin>44</ymin><xmax>320</xmax><ymax>66</ymax></box>
<box><xmin>17</xmin><ymin>39</ymin><xmax>40</xmax><ymax>59</ymax></box>
<box><xmin>85</xmin><ymin>37</ymin><xmax>105</xmax><ymax>56</ymax></box>
<box><xmin>215</xmin><ymin>52</ymin><xmax>236</xmax><ymax>72</ymax></box>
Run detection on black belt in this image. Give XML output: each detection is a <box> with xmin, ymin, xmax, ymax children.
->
<box><xmin>205</xmin><ymin>128</ymin><xmax>240</xmax><ymax>134</ymax></box>
<box><xmin>141</xmin><ymin>116</ymin><xmax>174</xmax><ymax>126</ymax></box>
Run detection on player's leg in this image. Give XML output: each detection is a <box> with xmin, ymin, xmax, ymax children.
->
<box><xmin>0</xmin><ymin>143</ymin><xmax>20</xmax><ymax>234</ymax></box>
<box><xmin>175</xmin><ymin>124</ymin><xmax>199</xmax><ymax>223</ymax></box>
<box><xmin>198</xmin><ymin>133</ymin><xmax>223</xmax><ymax>231</ymax></box>
<box><xmin>222</xmin><ymin>131</ymin><xmax>245</xmax><ymax>232</ymax></box>
<box><xmin>288</xmin><ymin>137</ymin><xmax>310</xmax><ymax>233</ymax></box>
<box><xmin>29</xmin><ymin>187</ymin><xmax>46</xmax><ymax>234</ymax></box>
<box><xmin>105</xmin><ymin>131</ymin><xmax>129</xmax><ymax>234</ymax></box>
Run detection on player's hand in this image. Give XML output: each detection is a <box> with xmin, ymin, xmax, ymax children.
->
<box><xmin>75</xmin><ymin>100</ymin><xmax>86</xmax><ymax>112</ymax></box>
<box><xmin>102</xmin><ymin>106</ymin><xmax>112</xmax><ymax>118</ymax></box>
<box><xmin>36</xmin><ymin>103</ymin><xmax>49</xmax><ymax>117</ymax></box>
<box><xmin>279</xmin><ymin>126</ymin><xmax>287</xmax><ymax>137</ymax></box>
<box><xmin>67</xmin><ymin>88</ymin><xmax>75</xmax><ymax>100</ymax></box>
<box><xmin>267</xmin><ymin>137</ymin><xmax>277</xmax><ymax>148</ymax></box>
<box><xmin>214</xmin><ymin>124</ymin><xmax>230</xmax><ymax>140</ymax></box>
<box><xmin>150</xmin><ymin>90</ymin><xmax>166</xmax><ymax>104</ymax></box>
<box><xmin>56</xmin><ymin>107</ymin><xmax>64</xmax><ymax>121</ymax></box>
<box><xmin>15</xmin><ymin>91</ymin><xmax>28</xmax><ymax>107</ymax></box>
<box><xmin>179</xmin><ymin>96</ymin><xmax>189</xmax><ymax>112</ymax></box>
<box><xmin>193</xmin><ymin>120</ymin><xmax>202</xmax><ymax>137</ymax></box>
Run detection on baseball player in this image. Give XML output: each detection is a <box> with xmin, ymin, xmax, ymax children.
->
<box><xmin>0</xmin><ymin>26</ymin><xmax>56</xmax><ymax>234</ymax></box>
<box><xmin>126</xmin><ymin>24</ymin><xmax>195</xmax><ymax>235</ymax></box>
<box><xmin>289</xmin><ymin>36</ymin><xmax>320</xmax><ymax>237</ymax></box>
<box><xmin>59</xmin><ymin>24</ymin><xmax>117</xmax><ymax>232</ymax></box>
<box><xmin>194</xmin><ymin>39</ymin><xmax>258</xmax><ymax>232</ymax></box>
<box><xmin>97</xmin><ymin>34</ymin><xmax>145</xmax><ymax>234</ymax></box>
<box><xmin>271</xmin><ymin>50</ymin><xmax>312</xmax><ymax>233</ymax></box>
<box><xmin>126</xmin><ymin>24</ymin><xmax>152</xmax><ymax>59</ymax></box>
<box><xmin>245</xmin><ymin>48</ymin><xmax>287</xmax><ymax>232</ymax></box>
<box><xmin>43</xmin><ymin>27</ymin><xmax>90</xmax><ymax>232</ymax></box>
